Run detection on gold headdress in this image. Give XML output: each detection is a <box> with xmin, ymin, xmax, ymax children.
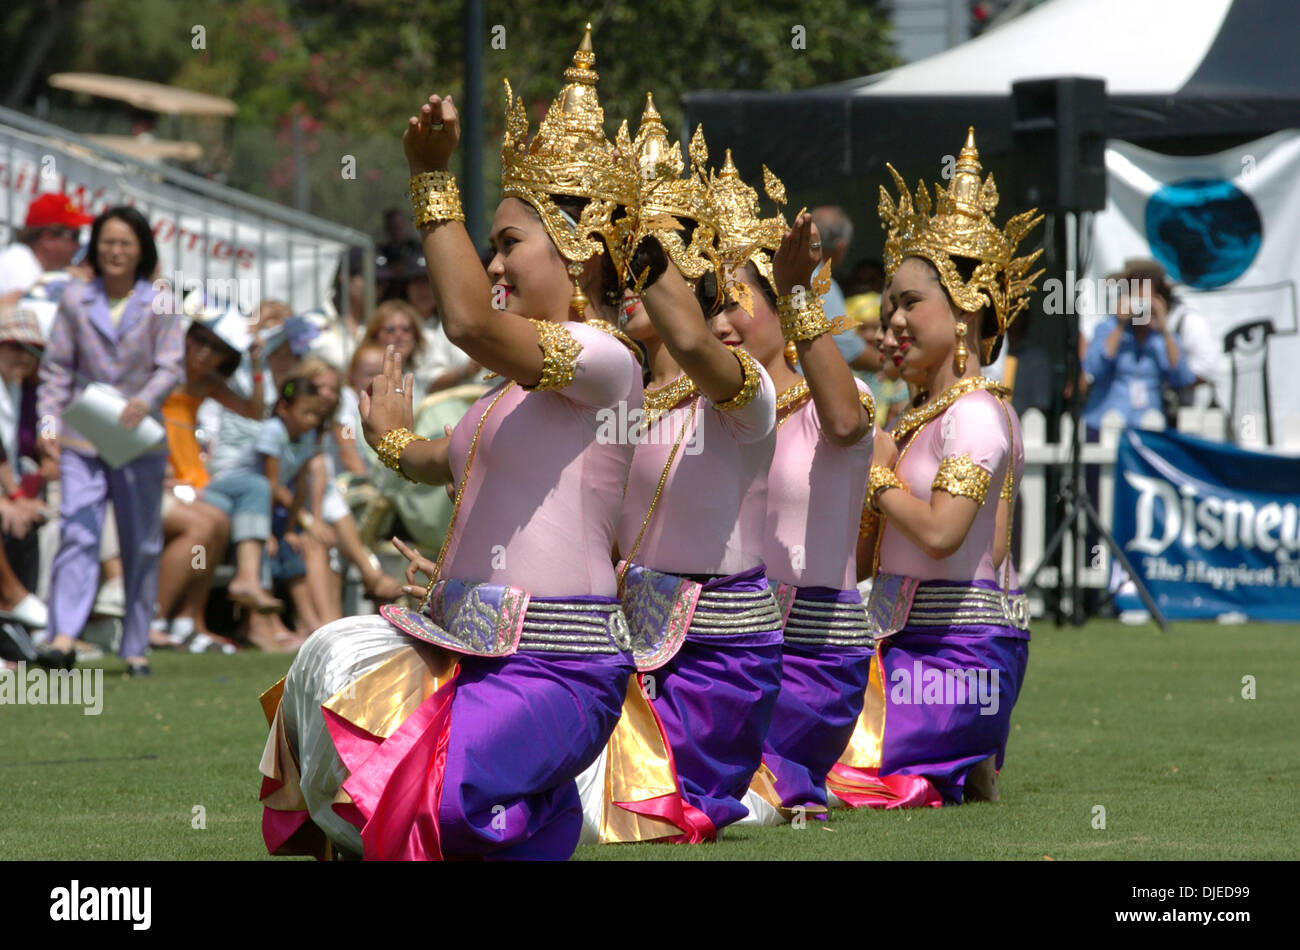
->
<box><xmin>629</xmin><ymin>93</ymin><xmax>715</xmax><ymax>280</ymax></box>
<box><xmin>707</xmin><ymin>149</ymin><xmax>789</xmax><ymax>313</ymax></box>
<box><xmin>878</xmin><ymin>127</ymin><xmax>1044</xmax><ymax>360</ymax></box>
<box><xmin>500</xmin><ymin>24</ymin><xmax>638</xmax><ymax>272</ymax></box>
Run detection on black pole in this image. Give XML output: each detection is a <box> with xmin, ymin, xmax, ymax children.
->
<box><xmin>463</xmin><ymin>0</ymin><xmax>485</xmax><ymax>251</ymax></box>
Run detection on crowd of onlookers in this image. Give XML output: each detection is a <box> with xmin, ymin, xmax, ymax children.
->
<box><xmin>0</xmin><ymin>193</ymin><xmax>1220</xmax><ymax>674</ymax></box>
<box><xmin>0</xmin><ymin>193</ymin><xmax>488</xmax><ymax>676</ymax></box>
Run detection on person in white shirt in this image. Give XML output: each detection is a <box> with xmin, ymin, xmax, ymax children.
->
<box><xmin>0</xmin><ymin>193</ymin><xmax>91</xmax><ymax>298</ymax></box>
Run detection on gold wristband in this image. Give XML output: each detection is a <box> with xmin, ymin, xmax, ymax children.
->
<box><xmin>376</xmin><ymin>427</ymin><xmax>428</xmax><ymax>482</ymax></box>
<box><xmin>714</xmin><ymin>346</ymin><xmax>762</xmax><ymax>412</ymax></box>
<box><xmin>409</xmin><ymin>171</ymin><xmax>465</xmax><ymax>227</ymax></box>
<box><xmin>777</xmin><ymin>290</ymin><xmax>832</xmax><ymax>342</ymax></box>
<box><xmin>868</xmin><ymin>465</ymin><xmax>906</xmax><ymax>513</ymax></box>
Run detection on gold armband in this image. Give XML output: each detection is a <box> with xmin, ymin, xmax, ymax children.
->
<box><xmin>868</xmin><ymin>465</ymin><xmax>906</xmax><ymax>513</ymax></box>
<box><xmin>376</xmin><ymin>428</ymin><xmax>428</xmax><ymax>482</ymax></box>
<box><xmin>777</xmin><ymin>290</ymin><xmax>832</xmax><ymax>342</ymax></box>
<box><xmin>409</xmin><ymin>171</ymin><xmax>465</xmax><ymax>227</ymax></box>
<box><xmin>714</xmin><ymin>346</ymin><xmax>762</xmax><ymax>412</ymax></box>
<box><xmin>931</xmin><ymin>454</ymin><xmax>992</xmax><ymax>505</ymax></box>
<box><xmin>526</xmin><ymin>318</ymin><xmax>582</xmax><ymax>391</ymax></box>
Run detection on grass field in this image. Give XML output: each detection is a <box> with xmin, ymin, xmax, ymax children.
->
<box><xmin>2</xmin><ymin>619</ymin><xmax>1297</xmax><ymax>861</ymax></box>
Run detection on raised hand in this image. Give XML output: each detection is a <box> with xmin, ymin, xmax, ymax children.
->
<box><xmin>403</xmin><ymin>94</ymin><xmax>461</xmax><ymax>174</ymax></box>
<box><xmin>773</xmin><ymin>212</ymin><xmax>823</xmax><ymax>297</ymax></box>
<box><xmin>358</xmin><ymin>345</ymin><xmax>415</xmax><ymax>451</ymax></box>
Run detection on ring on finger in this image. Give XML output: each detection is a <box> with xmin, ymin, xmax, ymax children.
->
<box><xmin>430</xmin><ymin>122</ymin><xmax>445</xmax><ymax>131</ymax></box>
<box><xmin>810</xmin><ymin>241</ymin><xmax>822</xmax><ymax>250</ymax></box>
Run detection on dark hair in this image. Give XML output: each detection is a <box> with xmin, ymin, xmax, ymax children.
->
<box><xmin>545</xmin><ymin>195</ymin><xmax>624</xmax><ymax>311</ymax></box>
<box><xmin>186</xmin><ymin>323</ymin><xmax>242</xmax><ymax>379</ymax></box>
<box><xmin>89</xmin><ymin>205</ymin><xmax>158</xmax><ymax>282</ymax></box>
<box><xmin>277</xmin><ymin>376</ymin><xmax>319</xmax><ymax>407</ymax></box>
<box><xmin>912</xmin><ymin>254</ymin><xmax>1004</xmax><ymax>364</ymax></box>
<box><xmin>695</xmin><ymin>260</ymin><xmax>777</xmax><ymax>319</ymax></box>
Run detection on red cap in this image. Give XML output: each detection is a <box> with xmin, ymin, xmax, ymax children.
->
<box><xmin>24</xmin><ymin>193</ymin><xmax>93</xmax><ymax>230</ymax></box>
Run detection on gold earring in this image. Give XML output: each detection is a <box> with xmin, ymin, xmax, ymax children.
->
<box><xmin>568</xmin><ymin>261</ymin><xmax>587</xmax><ymax>320</ymax></box>
<box><xmin>954</xmin><ymin>321</ymin><xmax>968</xmax><ymax>375</ymax></box>
<box><xmin>785</xmin><ymin>341</ymin><xmax>799</xmax><ymax>366</ymax></box>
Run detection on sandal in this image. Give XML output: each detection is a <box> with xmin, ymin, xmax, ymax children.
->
<box><xmin>226</xmin><ymin>582</ymin><xmax>285</xmax><ymax>615</ymax></box>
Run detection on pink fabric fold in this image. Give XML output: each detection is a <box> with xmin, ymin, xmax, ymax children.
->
<box><xmin>827</xmin><ymin>763</ymin><xmax>943</xmax><ymax>810</ymax></box>
<box><xmin>323</xmin><ymin>670</ymin><xmax>460</xmax><ymax>861</ymax></box>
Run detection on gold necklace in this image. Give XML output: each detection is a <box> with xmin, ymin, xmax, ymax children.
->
<box><xmin>617</xmin><ymin>396</ymin><xmax>700</xmax><ymax>594</ymax></box>
<box><xmin>775</xmin><ymin>379</ymin><xmax>810</xmax><ymax>431</ymax></box>
<box><xmin>892</xmin><ymin>376</ymin><xmax>1009</xmax><ymax>445</ymax></box>
<box><xmin>423</xmin><ymin>381</ymin><xmax>516</xmax><ymax>605</ymax></box>
<box><xmin>642</xmin><ymin>373</ymin><xmax>699</xmax><ymax>427</ymax></box>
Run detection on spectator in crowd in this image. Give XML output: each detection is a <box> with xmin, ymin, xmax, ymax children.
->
<box><xmin>360</xmin><ymin>299</ymin><xmax>432</xmax><ymax>401</ymax></box>
<box><xmin>388</xmin><ymin>251</ymin><xmax>481</xmax><ymax>395</ymax></box>
<box><xmin>811</xmin><ymin>206</ymin><xmax>864</xmax><ymax>363</ymax></box>
<box><xmin>38</xmin><ymin>205</ymin><xmax>184</xmax><ymax>676</ymax></box>
<box><xmin>1081</xmin><ymin>272</ymin><xmax>1196</xmax><ymax>434</ymax></box>
<box><xmin>850</xmin><ymin>289</ymin><xmax>909</xmax><ymax>426</ymax></box>
<box><xmin>156</xmin><ymin>300</ymin><xmax>281</xmax><ymax>654</ymax></box>
<box><xmin>376</xmin><ymin>207</ymin><xmax>421</xmax><ymax>270</ymax></box>
<box><xmin>0</xmin><ymin>306</ymin><xmax>50</xmax><ymax>629</ymax></box>
<box><xmin>843</xmin><ymin>256</ymin><xmax>885</xmax><ymax>297</ymax></box>
<box><xmin>295</xmin><ymin>356</ymin><xmax>402</xmax><ymax>613</ymax></box>
<box><xmin>1120</xmin><ymin>258</ymin><xmax>1222</xmax><ymax>415</ymax></box>
<box><xmin>0</xmin><ymin>193</ymin><xmax>92</xmax><ymax>298</ymax></box>
<box><xmin>255</xmin><ymin>375</ymin><xmax>329</xmax><ymax>639</ymax></box>
<box><xmin>200</xmin><ymin>302</ymin><xmax>316</xmax><ymax>650</ymax></box>
<box><xmin>333</xmin><ymin>246</ymin><xmax>371</xmax><ymax>342</ymax></box>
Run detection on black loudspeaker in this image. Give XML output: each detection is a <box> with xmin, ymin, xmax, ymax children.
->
<box><xmin>1011</xmin><ymin>77</ymin><xmax>1108</xmax><ymax>214</ymax></box>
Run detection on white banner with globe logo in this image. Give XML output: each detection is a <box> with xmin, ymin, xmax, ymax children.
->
<box><xmin>1084</xmin><ymin>130</ymin><xmax>1300</xmax><ymax>449</ymax></box>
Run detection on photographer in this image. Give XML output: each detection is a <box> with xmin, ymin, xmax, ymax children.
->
<box><xmin>1081</xmin><ymin>269</ymin><xmax>1196</xmax><ymax>436</ymax></box>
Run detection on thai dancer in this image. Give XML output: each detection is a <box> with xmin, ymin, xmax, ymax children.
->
<box><xmin>577</xmin><ymin>103</ymin><xmax>781</xmax><ymax>843</ymax></box>
<box><xmin>728</xmin><ymin>207</ymin><xmax>877</xmax><ymax>823</ymax></box>
<box><xmin>258</xmin><ymin>26</ymin><xmax>646</xmax><ymax>860</ymax></box>
<box><xmin>828</xmin><ymin>129</ymin><xmax>1042</xmax><ymax>807</ymax></box>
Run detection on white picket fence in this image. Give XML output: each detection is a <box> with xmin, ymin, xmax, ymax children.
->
<box><xmin>1017</xmin><ymin>405</ymin><xmax>1230</xmax><ymax>615</ymax></box>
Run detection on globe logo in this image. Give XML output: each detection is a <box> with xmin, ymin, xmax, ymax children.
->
<box><xmin>1144</xmin><ymin>178</ymin><xmax>1262</xmax><ymax>289</ymax></box>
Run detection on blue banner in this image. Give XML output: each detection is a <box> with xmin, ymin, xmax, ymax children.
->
<box><xmin>1112</xmin><ymin>427</ymin><xmax>1300</xmax><ymax>621</ymax></box>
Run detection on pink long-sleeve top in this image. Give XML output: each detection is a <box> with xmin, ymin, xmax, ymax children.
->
<box><xmin>441</xmin><ymin>322</ymin><xmax>642</xmax><ymax>598</ymax></box>
<box><xmin>617</xmin><ymin>358</ymin><xmax>776</xmax><ymax>577</ymax></box>
<box><xmin>765</xmin><ymin>379</ymin><xmax>876</xmax><ymax>590</ymax></box>
<box><xmin>878</xmin><ymin>388</ymin><xmax>1024</xmax><ymax>584</ymax></box>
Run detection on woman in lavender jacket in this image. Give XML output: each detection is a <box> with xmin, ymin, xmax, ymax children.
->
<box><xmin>37</xmin><ymin>206</ymin><xmax>184</xmax><ymax>676</ymax></box>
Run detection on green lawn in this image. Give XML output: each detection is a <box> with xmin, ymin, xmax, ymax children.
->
<box><xmin>2</xmin><ymin>619</ymin><xmax>1296</xmax><ymax>860</ymax></box>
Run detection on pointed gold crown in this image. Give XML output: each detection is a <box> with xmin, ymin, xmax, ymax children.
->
<box><xmin>707</xmin><ymin>148</ymin><xmax>788</xmax><ymax>290</ymax></box>
<box><xmin>500</xmin><ymin>24</ymin><xmax>638</xmax><ymax>265</ymax></box>
<box><xmin>879</xmin><ymin>127</ymin><xmax>1044</xmax><ymax>358</ymax></box>
<box><xmin>630</xmin><ymin>92</ymin><xmax>715</xmax><ymax>279</ymax></box>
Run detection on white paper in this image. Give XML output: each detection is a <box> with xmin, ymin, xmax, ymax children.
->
<box><xmin>62</xmin><ymin>382</ymin><xmax>166</xmax><ymax>468</ymax></box>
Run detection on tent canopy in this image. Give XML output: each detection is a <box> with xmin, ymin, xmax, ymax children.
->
<box><xmin>685</xmin><ymin>0</ymin><xmax>1300</xmax><ymax>198</ymax></box>
<box><xmin>48</xmin><ymin>73</ymin><xmax>238</xmax><ymax>117</ymax></box>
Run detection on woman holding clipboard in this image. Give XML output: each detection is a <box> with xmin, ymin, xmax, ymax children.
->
<box><xmin>37</xmin><ymin>206</ymin><xmax>184</xmax><ymax>677</ymax></box>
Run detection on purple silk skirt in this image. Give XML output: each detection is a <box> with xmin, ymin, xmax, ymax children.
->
<box><xmin>643</xmin><ymin>564</ymin><xmax>785</xmax><ymax>832</ymax></box>
<box><xmin>877</xmin><ymin>579</ymin><xmax>1030</xmax><ymax>804</ymax></box>
<box><xmin>763</xmin><ymin>585</ymin><xmax>872</xmax><ymax>812</ymax></box>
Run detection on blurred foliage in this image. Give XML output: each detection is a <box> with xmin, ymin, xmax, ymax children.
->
<box><xmin>3</xmin><ymin>0</ymin><xmax>897</xmax><ymax>238</ymax></box>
